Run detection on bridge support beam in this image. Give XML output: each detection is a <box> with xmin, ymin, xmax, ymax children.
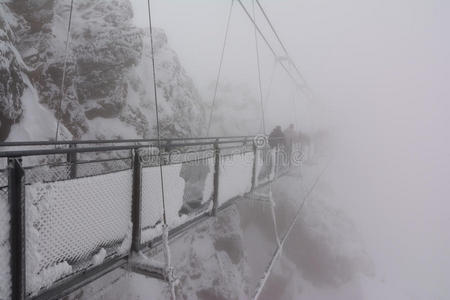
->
<box><xmin>251</xmin><ymin>140</ymin><xmax>257</xmax><ymax>191</ymax></box>
<box><xmin>67</xmin><ymin>144</ymin><xmax>77</xmax><ymax>179</ymax></box>
<box><xmin>211</xmin><ymin>140</ymin><xmax>220</xmax><ymax>216</ymax></box>
<box><xmin>131</xmin><ymin>149</ymin><xmax>142</xmax><ymax>252</ymax></box>
<box><xmin>8</xmin><ymin>157</ymin><xmax>25</xmax><ymax>300</ymax></box>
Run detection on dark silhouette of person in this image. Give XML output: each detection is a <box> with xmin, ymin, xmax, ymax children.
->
<box><xmin>268</xmin><ymin>126</ymin><xmax>285</xmax><ymax>149</ymax></box>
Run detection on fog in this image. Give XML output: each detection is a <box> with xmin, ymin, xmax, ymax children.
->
<box><xmin>131</xmin><ymin>0</ymin><xmax>450</xmax><ymax>298</ymax></box>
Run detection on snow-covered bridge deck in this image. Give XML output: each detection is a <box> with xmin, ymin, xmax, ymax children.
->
<box><xmin>0</xmin><ymin>136</ymin><xmax>300</xmax><ymax>300</ymax></box>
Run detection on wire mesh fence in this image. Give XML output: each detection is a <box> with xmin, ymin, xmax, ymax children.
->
<box><xmin>141</xmin><ymin>152</ymin><xmax>215</xmax><ymax>244</ymax></box>
<box><xmin>218</xmin><ymin>151</ymin><xmax>254</xmax><ymax>206</ymax></box>
<box><xmin>21</xmin><ymin>150</ymin><xmax>134</xmax><ymax>296</ymax></box>
<box><xmin>0</xmin><ymin>138</ymin><xmax>301</xmax><ymax>298</ymax></box>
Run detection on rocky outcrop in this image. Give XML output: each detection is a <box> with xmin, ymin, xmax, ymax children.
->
<box><xmin>1</xmin><ymin>0</ymin><xmax>206</xmax><ymax>141</ymax></box>
<box><xmin>0</xmin><ymin>5</ymin><xmax>25</xmax><ymax>141</ymax></box>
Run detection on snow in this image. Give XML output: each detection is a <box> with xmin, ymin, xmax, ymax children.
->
<box><xmin>6</xmin><ymin>86</ymin><xmax>71</xmax><ymax>142</ymax></box>
<box><xmin>119</xmin><ymin>205</ymin><xmax>250</xmax><ymax>300</ymax></box>
<box><xmin>255</xmin><ymin>148</ymin><xmax>277</xmax><ymax>186</ymax></box>
<box><xmin>25</xmin><ymin>169</ymin><xmax>133</xmax><ymax>294</ymax></box>
<box><xmin>27</xmin><ymin>262</ymin><xmax>72</xmax><ymax>296</ymax></box>
<box><xmin>202</xmin><ymin>157</ymin><xmax>215</xmax><ymax>206</ymax></box>
<box><xmin>117</xmin><ymin>222</ymin><xmax>133</xmax><ymax>255</ymax></box>
<box><xmin>141</xmin><ymin>159</ymin><xmax>215</xmax><ymax>243</ymax></box>
<box><xmin>84</xmin><ymin>116</ymin><xmax>141</xmax><ymax>140</ymax></box>
<box><xmin>91</xmin><ymin>248</ymin><xmax>107</xmax><ymax>266</ymax></box>
<box><xmin>218</xmin><ymin>152</ymin><xmax>254</xmax><ymax>206</ymax></box>
<box><xmin>129</xmin><ymin>251</ymin><xmax>165</xmax><ymax>270</ymax></box>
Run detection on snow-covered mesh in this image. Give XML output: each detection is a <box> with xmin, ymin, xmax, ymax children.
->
<box><xmin>218</xmin><ymin>152</ymin><xmax>254</xmax><ymax>206</ymax></box>
<box><xmin>0</xmin><ymin>161</ymin><xmax>11</xmax><ymax>300</ymax></box>
<box><xmin>141</xmin><ymin>166</ymin><xmax>164</xmax><ymax>242</ymax></box>
<box><xmin>76</xmin><ymin>157</ymin><xmax>132</xmax><ymax>178</ymax></box>
<box><xmin>168</xmin><ymin>149</ymin><xmax>214</xmax><ymax>165</ymax></box>
<box><xmin>141</xmin><ymin>156</ymin><xmax>214</xmax><ymax>243</ymax></box>
<box><xmin>220</xmin><ymin>143</ymin><xmax>253</xmax><ymax>157</ymax></box>
<box><xmin>256</xmin><ymin>147</ymin><xmax>275</xmax><ymax>185</ymax></box>
<box><xmin>77</xmin><ymin>150</ymin><xmax>132</xmax><ymax>177</ymax></box>
<box><xmin>20</xmin><ymin>149</ymin><xmax>132</xmax><ymax>185</ymax></box>
<box><xmin>276</xmin><ymin>146</ymin><xmax>290</xmax><ymax>174</ymax></box>
<box><xmin>24</xmin><ymin>167</ymin><xmax>133</xmax><ymax>296</ymax></box>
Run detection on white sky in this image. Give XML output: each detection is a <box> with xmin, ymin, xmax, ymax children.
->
<box><xmin>130</xmin><ymin>1</ymin><xmax>450</xmax><ymax>298</ymax></box>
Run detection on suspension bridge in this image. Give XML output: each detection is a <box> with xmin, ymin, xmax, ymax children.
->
<box><xmin>0</xmin><ymin>0</ymin><xmax>325</xmax><ymax>299</ymax></box>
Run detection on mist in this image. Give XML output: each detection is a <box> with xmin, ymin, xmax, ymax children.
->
<box><xmin>132</xmin><ymin>0</ymin><xmax>450</xmax><ymax>298</ymax></box>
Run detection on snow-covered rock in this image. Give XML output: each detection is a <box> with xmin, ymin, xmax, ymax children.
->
<box><xmin>0</xmin><ymin>5</ymin><xmax>25</xmax><ymax>140</ymax></box>
<box><xmin>1</xmin><ymin>0</ymin><xmax>206</xmax><ymax>141</ymax></box>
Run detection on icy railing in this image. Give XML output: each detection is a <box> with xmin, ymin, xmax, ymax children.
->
<box><xmin>218</xmin><ymin>151</ymin><xmax>254</xmax><ymax>206</ymax></box>
<box><xmin>24</xmin><ymin>169</ymin><xmax>133</xmax><ymax>296</ymax></box>
<box><xmin>141</xmin><ymin>157</ymin><xmax>215</xmax><ymax>243</ymax></box>
<box><xmin>0</xmin><ymin>139</ymin><xmax>300</xmax><ymax>299</ymax></box>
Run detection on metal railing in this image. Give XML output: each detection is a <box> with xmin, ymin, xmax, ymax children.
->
<box><xmin>0</xmin><ymin>136</ymin><xmax>296</xmax><ymax>300</ymax></box>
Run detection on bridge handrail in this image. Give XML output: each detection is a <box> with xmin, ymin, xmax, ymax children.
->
<box><xmin>0</xmin><ymin>135</ymin><xmax>255</xmax><ymax>148</ymax></box>
<box><xmin>0</xmin><ymin>137</ymin><xmax>257</xmax><ymax>158</ymax></box>
<box><xmin>0</xmin><ymin>137</ymin><xmax>297</xmax><ymax>300</ymax></box>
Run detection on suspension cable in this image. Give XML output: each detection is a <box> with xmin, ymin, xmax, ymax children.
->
<box><xmin>255</xmin><ymin>0</ymin><xmax>308</xmax><ymax>85</ymax></box>
<box><xmin>235</xmin><ymin>0</ymin><xmax>303</xmax><ymax>92</ymax></box>
<box><xmin>255</xmin><ymin>0</ymin><xmax>315</xmax><ymax>101</ymax></box>
<box><xmin>146</xmin><ymin>0</ymin><xmax>167</xmax><ymax>226</ymax></box>
<box><xmin>261</xmin><ymin>59</ymin><xmax>277</xmax><ymax>128</ymax></box>
<box><xmin>55</xmin><ymin>0</ymin><xmax>74</xmax><ymax>142</ymax></box>
<box><xmin>252</xmin><ymin>0</ymin><xmax>266</xmax><ymax>135</ymax></box>
<box><xmin>147</xmin><ymin>2</ymin><xmax>176</xmax><ymax>298</ymax></box>
<box><xmin>206</xmin><ymin>0</ymin><xmax>235</xmax><ymax>136</ymax></box>
<box><xmin>253</xmin><ymin>162</ymin><xmax>330</xmax><ymax>300</ymax></box>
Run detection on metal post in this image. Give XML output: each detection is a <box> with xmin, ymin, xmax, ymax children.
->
<box><xmin>211</xmin><ymin>139</ymin><xmax>220</xmax><ymax>216</ymax></box>
<box><xmin>251</xmin><ymin>140</ymin><xmax>257</xmax><ymax>191</ymax></box>
<box><xmin>66</xmin><ymin>144</ymin><xmax>77</xmax><ymax>179</ymax></box>
<box><xmin>8</xmin><ymin>157</ymin><xmax>25</xmax><ymax>300</ymax></box>
<box><xmin>131</xmin><ymin>149</ymin><xmax>142</xmax><ymax>252</ymax></box>
<box><xmin>275</xmin><ymin>145</ymin><xmax>279</xmax><ymax>179</ymax></box>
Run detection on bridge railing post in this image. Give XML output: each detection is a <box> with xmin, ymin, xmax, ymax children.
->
<box><xmin>67</xmin><ymin>143</ymin><xmax>77</xmax><ymax>179</ymax></box>
<box><xmin>8</xmin><ymin>157</ymin><xmax>26</xmax><ymax>300</ymax></box>
<box><xmin>251</xmin><ymin>140</ymin><xmax>257</xmax><ymax>191</ymax></box>
<box><xmin>275</xmin><ymin>144</ymin><xmax>280</xmax><ymax>179</ymax></box>
<box><xmin>211</xmin><ymin>139</ymin><xmax>220</xmax><ymax>216</ymax></box>
<box><xmin>131</xmin><ymin>148</ymin><xmax>142</xmax><ymax>252</ymax></box>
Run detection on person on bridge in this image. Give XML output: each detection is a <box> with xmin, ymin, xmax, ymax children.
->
<box><xmin>268</xmin><ymin>126</ymin><xmax>285</xmax><ymax>149</ymax></box>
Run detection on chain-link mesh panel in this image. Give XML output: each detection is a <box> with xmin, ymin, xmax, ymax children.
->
<box><xmin>220</xmin><ymin>144</ymin><xmax>253</xmax><ymax>157</ymax></box>
<box><xmin>20</xmin><ymin>150</ymin><xmax>132</xmax><ymax>185</ymax></box>
<box><xmin>25</xmin><ymin>164</ymin><xmax>72</xmax><ymax>185</ymax></box>
<box><xmin>24</xmin><ymin>169</ymin><xmax>133</xmax><ymax>296</ymax></box>
<box><xmin>76</xmin><ymin>157</ymin><xmax>132</xmax><ymax>178</ymax></box>
<box><xmin>178</xmin><ymin>157</ymin><xmax>214</xmax><ymax>214</ymax></box>
<box><xmin>141</xmin><ymin>166</ymin><xmax>164</xmax><ymax>242</ymax></box>
<box><xmin>77</xmin><ymin>150</ymin><xmax>132</xmax><ymax>178</ymax></box>
<box><xmin>218</xmin><ymin>152</ymin><xmax>254</xmax><ymax>206</ymax></box>
<box><xmin>256</xmin><ymin>147</ymin><xmax>275</xmax><ymax>186</ymax></box>
<box><xmin>0</xmin><ymin>160</ymin><xmax>11</xmax><ymax>300</ymax></box>
<box><xmin>168</xmin><ymin>149</ymin><xmax>214</xmax><ymax>165</ymax></box>
<box><xmin>141</xmin><ymin>157</ymin><xmax>215</xmax><ymax>243</ymax></box>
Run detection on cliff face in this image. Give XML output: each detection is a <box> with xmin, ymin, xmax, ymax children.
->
<box><xmin>0</xmin><ymin>0</ymin><xmax>206</xmax><ymax>141</ymax></box>
<box><xmin>0</xmin><ymin>5</ymin><xmax>25</xmax><ymax>140</ymax></box>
